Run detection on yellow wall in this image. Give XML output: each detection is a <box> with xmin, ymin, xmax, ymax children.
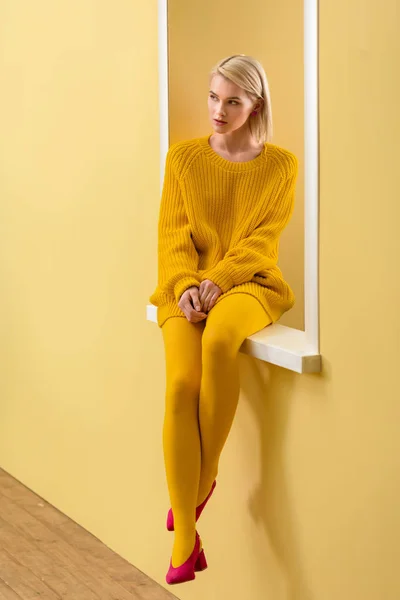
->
<box><xmin>0</xmin><ymin>0</ymin><xmax>170</xmax><ymax>582</ymax></box>
<box><xmin>168</xmin><ymin>0</ymin><xmax>305</xmax><ymax>330</ymax></box>
<box><xmin>0</xmin><ymin>2</ymin><xmax>400</xmax><ymax>600</ymax></box>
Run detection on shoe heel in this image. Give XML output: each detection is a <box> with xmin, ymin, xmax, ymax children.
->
<box><xmin>194</xmin><ymin>549</ymin><xmax>208</xmax><ymax>572</ymax></box>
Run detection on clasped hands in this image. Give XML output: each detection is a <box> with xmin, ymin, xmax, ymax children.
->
<box><xmin>178</xmin><ymin>279</ymin><xmax>222</xmax><ymax>323</ymax></box>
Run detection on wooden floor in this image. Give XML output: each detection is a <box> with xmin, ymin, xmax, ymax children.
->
<box><xmin>0</xmin><ymin>468</ymin><xmax>178</xmax><ymax>600</ymax></box>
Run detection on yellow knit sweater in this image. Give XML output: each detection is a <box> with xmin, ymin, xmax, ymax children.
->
<box><xmin>149</xmin><ymin>134</ymin><xmax>298</xmax><ymax>328</ymax></box>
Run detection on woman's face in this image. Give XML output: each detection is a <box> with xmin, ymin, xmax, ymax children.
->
<box><xmin>208</xmin><ymin>74</ymin><xmax>259</xmax><ymax>135</ymax></box>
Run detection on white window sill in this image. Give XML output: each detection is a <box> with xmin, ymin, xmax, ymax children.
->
<box><xmin>146</xmin><ymin>305</ymin><xmax>321</xmax><ymax>374</ymax></box>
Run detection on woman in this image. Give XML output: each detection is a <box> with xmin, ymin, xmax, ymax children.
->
<box><xmin>149</xmin><ymin>54</ymin><xmax>298</xmax><ymax>585</ymax></box>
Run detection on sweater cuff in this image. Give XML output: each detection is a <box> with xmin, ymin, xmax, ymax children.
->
<box><xmin>174</xmin><ymin>277</ymin><xmax>201</xmax><ymax>304</ymax></box>
<box><xmin>201</xmin><ymin>265</ymin><xmax>234</xmax><ymax>294</ymax></box>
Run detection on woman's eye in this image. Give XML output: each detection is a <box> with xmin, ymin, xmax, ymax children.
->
<box><xmin>209</xmin><ymin>95</ymin><xmax>238</xmax><ymax>105</ymax></box>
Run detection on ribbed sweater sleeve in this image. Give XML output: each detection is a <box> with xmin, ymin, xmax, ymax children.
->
<box><xmin>201</xmin><ymin>162</ymin><xmax>298</xmax><ymax>293</ymax></box>
<box><xmin>156</xmin><ymin>146</ymin><xmax>201</xmax><ymax>303</ymax></box>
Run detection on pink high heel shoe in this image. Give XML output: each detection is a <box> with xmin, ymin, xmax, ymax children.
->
<box><xmin>166</xmin><ymin>531</ymin><xmax>208</xmax><ymax>585</ymax></box>
<box><xmin>166</xmin><ymin>480</ymin><xmax>217</xmax><ymax>532</ymax></box>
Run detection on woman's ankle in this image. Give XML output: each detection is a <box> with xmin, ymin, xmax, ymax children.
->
<box><xmin>197</xmin><ymin>478</ymin><xmax>216</xmax><ymax>506</ymax></box>
<box><xmin>171</xmin><ymin>530</ymin><xmax>197</xmax><ymax>567</ymax></box>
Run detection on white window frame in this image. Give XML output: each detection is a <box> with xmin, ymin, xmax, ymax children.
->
<box><xmin>146</xmin><ymin>0</ymin><xmax>321</xmax><ymax>374</ymax></box>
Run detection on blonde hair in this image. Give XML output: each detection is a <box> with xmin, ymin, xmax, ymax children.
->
<box><xmin>209</xmin><ymin>54</ymin><xmax>273</xmax><ymax>143</ymax></box>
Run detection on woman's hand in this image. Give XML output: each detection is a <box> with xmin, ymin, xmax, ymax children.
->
<box><xmin>199</xmin><ymin>279</ymin><xmax>222</xmax><ymax>313</ymax></box>
<box><xmin>178</xmin><ymin>287</ymin><xmax>208</xmax><ymax>323</ymax></box>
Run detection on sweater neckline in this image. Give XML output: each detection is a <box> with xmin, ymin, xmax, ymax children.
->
<box><xmin>197</xmin><ymin>134</ymin><xmax>268</xmax><ymax>171</ymax></box>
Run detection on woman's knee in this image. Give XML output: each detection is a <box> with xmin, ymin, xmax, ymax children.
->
<box><xmin>202</xmin><ymin>325</ymin><xmax>241</xmax><ymax>359</ymax></box>
<box><xmin>165</xmin><ymin>373</ymin><xmax>200</xmax><ymax>416</ymax></box>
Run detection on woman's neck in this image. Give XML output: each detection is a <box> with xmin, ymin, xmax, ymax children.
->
<box><xmin>209</xmin><ymin>132</ymin><xmax>264</xmax><ymax>161</ymax></box>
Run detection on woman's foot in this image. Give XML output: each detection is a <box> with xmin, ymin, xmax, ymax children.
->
<box><xmin>166</xmin><ymin>531</ymin><xmax>207</xmax><ymax>585</ymax></box>
<box><xmin>171</xmin><ymin>530</ymin><xmax>197</xmax><ymax>568</ymax></box>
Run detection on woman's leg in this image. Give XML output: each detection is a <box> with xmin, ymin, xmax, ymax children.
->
<box><xmin>197</xmin><ymin>294</ymin><xmax>271</xmax><ymax>504</ymax></box>
<box><xmin>161</xmin><ymin>316</ymin><xmax>205</xmax><ymax>567</ymax></box>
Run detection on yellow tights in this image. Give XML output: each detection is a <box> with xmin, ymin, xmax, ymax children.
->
<box><xmin>161</xmin><ymin>293</ymin><xmax>271</xmax><ymax>567</ymax></box>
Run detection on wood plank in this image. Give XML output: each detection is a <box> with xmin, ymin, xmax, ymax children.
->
<box><xmin>0</xmin><ymin>498</ymin><xmax>143</xmax><ymax>599</ymax></box>
<box><xmin>0</xmin><ymin>515</ymin><xmax>101</xmax><ymax>599</ymax></box>
<box><xmin>0</xmin><ymin>577</ymin><xmax>24</xmax><ymax>600</ymax></box>
<box><xmin>0</xmin><ymin>472</ymin><xmax>69</xmax><ymax>528</ymax></box>
<box><xmin>0</xmin><ymin>549</ymin><xmax>59</xmax><ymax>599</ymax></box>
<box><xmin>0</xmin><ymin>470</ymin><xmax>178</xmax><ymax>600</ymax></box>
<box><xmin>53</xmin><ymin>519</ymin><xmax>178</xmax><ymax>600</ymax></box>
